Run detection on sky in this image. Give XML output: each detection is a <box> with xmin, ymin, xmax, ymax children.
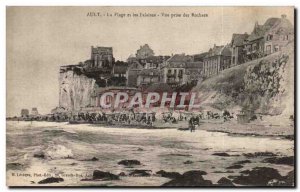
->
<box><xmin>6</xmin><ymin>6</ymin><xmax>294</xmax><ymax>116</ymax></box>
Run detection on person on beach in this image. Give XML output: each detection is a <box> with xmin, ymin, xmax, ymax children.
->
<box><xmin>189</xmin><ymin>117</ymin><xmax>195</xmax><ymax>132</ymax></box>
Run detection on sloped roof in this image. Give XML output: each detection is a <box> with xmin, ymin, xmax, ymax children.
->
<box><xmin>231</xmin><ymin>33</ymin><xmax>249</xmax><ymax>46</ymax></box>
<box><xmin>247</xmin><ymin>23</ymin><xmax>266</xmax><ymax>41</ymax></box>
<box><xmin>264</xmin><ymin>18</ymin><xmax>281</xmax><ymax>30</ymax></box>
<box><xmin>193</xmin><ymin>52</ymin><xmax>208</xmax><ymax>62</ymax></box>
<box><xmin>268</xmin><ymin>17</ymin><xmax>294</xmax><ymax>35</ymax></box>
<box><xmin>128</xmin><ymin>62</ymin><xmax>144</xmax><ymax>70</ymax></box>
<box><xmin>145</xmin><ymin>83</ymin><xmax>173</xmax><ymax>92</ymax></box>
<box><xmin>167</xmin><ymin>54</ymin><xmax>193</xmax><ymax>62</ymax></box>
<box><xmin>164</xmin><ymin>54</ymin><xmax>193</xmax><ymax>68</ymax></box>
<box><xmin>186</xmin><ymin>61</ymin><xmax>203</xmax><ymax>69</ymax></box>
<box><xmin>138</xmin><ymin>68</ymin><xmax>161</xmax><ymax>76</ymax></box>
<box><xmin>113</xmin><ymin>64</ymin><xmax>128</xmax><ymax>74</ymax></box>
<box><xmin>205</xmin><ymin>45</ymin><xmax>231</xmax><ymax>58</ymax></box>
<box><xmin>139</xmin><ymin>55</ymin><xmax>169</xmax><ymax>65</ymax></box>
<box><xmin>247</xmin><ymin>17</ymin><xmax>293</xmax><ymax>42</ymax></box>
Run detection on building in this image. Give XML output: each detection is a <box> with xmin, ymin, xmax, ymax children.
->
<box><xmin>161</xmin><ymin>54</ymin><xmax>204</xmax><ymax>87</ymax></box>
<box><xmin>31</xmin><ymin>107</ymin><xmax>39</xmax><ymax>116</ymax></box>
<box><xmin>244</xmin><ymin>15</ymin><xmax>294</xmax><ymax>60</ymax></box>
<box><xmin>203</xmin><ymin>45</ymin><xmax>232</xmax><ymax>77</ymax></box>
<box><xmin>137</xmin><ymin>68</ymin><xmax>161</xmax><ymax>87</ymax></box>
<box><xmin>83</xmin><ymin>46</ymin><xmax>114</xmax><ymax>75</ymax></box>
<box><xmin>263</xmin><ymin>15</ymin><xmax>294</xmax><ymax>55</ymax></box>
<box><xmin>136</xmin><ymin>44</ymin><xmax>155</xmax><ymax>59</ymax></box>
<box><xmin>126</xmin><ymin>44</ymin><xmax>169</xmax><ymax>88</ymax></box>
<box><xmin>112</xmin><ymin>62</ymin><xmax>128</xmax><ymax>78</ymax></box>
<box><xmin>230</xmin><ymin>33</ymin><xmax>249</xmax><ymax>66</ymax></box>
<box><xmin>192</xmin><ymin>52</ymin><xmax>208</xmax><ymax>62</ymax></box>
<box><xmin>185</xmin><ymin>61</ymin><xmax>205</xmax><ymax>83</ymax></box>
<box><xmin>126</xmin><ymin>62</ymin><xmax>144</xmax><ymax>87</ymax></box>
<box><xmin>161</xmin><ymin>54</ymin><xmax>191</xmax><ymax>87</ymax></box>
<box><xmin>21</xmin><ymin>109</ymin><xmax>29</xmax><ymax>117</ymax></box>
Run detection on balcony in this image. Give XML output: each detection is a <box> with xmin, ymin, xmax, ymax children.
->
<box><xmin>167</xmin><ymin>73</ymin><xmax>175</xmax><ymax>78</ymax></box>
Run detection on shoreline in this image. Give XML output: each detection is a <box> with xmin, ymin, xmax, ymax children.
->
<box><xmin>6</xmin><ymin>119</ymin><xmax>294</xmax><ymax>140</ymax></box>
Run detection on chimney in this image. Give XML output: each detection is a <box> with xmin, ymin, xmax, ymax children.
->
<box><xmin>281</xmin><ymin>14</ymin><xmax>287</xmax><ymax>19</ymax></box>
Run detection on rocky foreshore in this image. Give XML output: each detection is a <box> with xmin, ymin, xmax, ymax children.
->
<box><xmin>11</xmin><ymin>154</ymin><xmax>293</xmax><ymax>186</ymax></box>
<box><xmin>6</xmin><ymin>121</ymin><xmax>294</xmax><ymax>187</ymax></box>
<box><xmin>45</xmin><ymin>157</ymin><xmax>293</xmax><ymax>187</ymax></box>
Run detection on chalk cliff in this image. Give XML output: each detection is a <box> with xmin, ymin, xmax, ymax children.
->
<box><xmin>59</xmin><ymin>69</ymin><xmax>96</xmax><ymax>111</ymax></box>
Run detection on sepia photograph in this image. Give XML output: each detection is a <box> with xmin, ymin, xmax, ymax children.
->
<box><xmin>6</xmin><ymin>6</ymin><xmax>295</xmax><ymax>187</ymax></box>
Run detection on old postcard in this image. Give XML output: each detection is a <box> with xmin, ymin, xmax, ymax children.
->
<box><xmin>6</xmin><ymin>6</ymin><xmax>295</xmax><ymax>187</ymax></box>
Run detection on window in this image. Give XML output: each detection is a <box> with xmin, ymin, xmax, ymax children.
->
<box><xmin>252</xmin><ymin>44</ymin><xmax>257</xmax><ymax>51</ymax></box>
<box><xmin>274</xmin><ymin>45</ymin><xmax>279</xmax><ymax>52</ymax></box>
<box><xmin>267</xmin><ymin>34</ymin><xmax>273</xmax><ymax>41</ymax></box>
<box><xmin>266</xmin><ymin>45</ymin><xmax>272</xmax><ymax>55</ymax></box>
<box><xmin>178</xmin><ymin>70</ymin><xmax>183</xmax><ymax>78</ymax></box>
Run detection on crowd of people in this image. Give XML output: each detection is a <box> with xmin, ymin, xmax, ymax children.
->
<box><xmin>69</xmin><ymin>110</ymin><xmax>157</xmax><ymax>126</ymax></box>
<box><xmin>17</xmin><ymin>108</ymin><xmax>238</xmax><ymax>132</ymax></box>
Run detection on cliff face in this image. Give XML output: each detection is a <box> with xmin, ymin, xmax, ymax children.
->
<box><xmin>193</xmin><ymin>42</ymin><xmax>294</xmax><ymax>117</ymax></box>
<box><xmin>59</xmin><ymin>70</ymin><xmax>96</xmax><ymax>111</ymax></box>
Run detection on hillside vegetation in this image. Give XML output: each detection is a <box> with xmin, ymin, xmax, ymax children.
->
<box><xmin>194</xmin><ymin>42</ymin><xmax>294</xmax><ymax>117</ymax></box>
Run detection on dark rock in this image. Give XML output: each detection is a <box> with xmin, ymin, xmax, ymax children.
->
<box><xmin>243</xmin><ymin>152</ymin><xmax>276</xmax><ymax>158</ymax></box>
<box><xmin>92</xmin><ymin>170</ymin><xmax>119</xmax><ymax>180</ymax></box>
<box><xmin>6</xmin><ymin>163</ymin><xmax>24</xmax><ymax>170</ymax></box>
<box><xmin>231</xmin><ymin>167</ymin><xmax>283</xmax><ymax>186</ymax></box>
<box><xmin>90</xmin><ymin>157</ymin><xmax>98</xmax><ymax>161</ymax></box>
<box><xmin>156</xmin><ymin>170</ymin><xmax>182</xmax><ymax>179</ymax></box>
<box><xmin>234</xmin><ymin>160</ymin><xmax>251</xmax><ymax>165</ymax></box>
<box><xmin>183</xmin><ymin>170</ymin><xmax>207</xmax><ymax>177</ymax></box>
<box><xmin>217</xmin><ymin>177</ymin><xmax>235</xmax><ymax>186</ymax></box>
<box><xmin>262</xmin><ymin>156</ymin><xmax>294</xmax><ymax>166</ymax></box>
<box><xmin>178</xmin><ymin>128</ymin><xmax>190</xmax><ymax>131</ymax></box>
<box><xmin>183</xmin><ymin>160</ymin><xmax>193</xmax><ymax>164</ymax></box>
<box><xmin>212</xmin><ymin>152</ymin><xmax>230</xmax><ymax>157</ymax></box>
<box><xmin>33</xmin><ymin>152</ymin><xmax>45</xmax><ymax>159</ymax></box>
<box><xmin>137</xmin><ymin>148</ymin><xmax>144</xmax><ymax>151</ymax></box>
<box><xmin>118</xmin><ymin>172</ymin><xmax>126</xmax><ymax>176</ymax></box>
<box><xmin>162</xmin><ymin>170</ymin><xmax>211</xmax><ymax>186</ymax></box>
<box><xmin>283</xmin><ymin>135</ymin><xmax>294</xmax><ymax>140</ymax></box>
<box><xmin>118</xmin><ymin>159</ymin><xmax>141</xmax><ymax>166</ymax></box>
<box><xmin>213</xmin><ymin>170</ymin><xmax>234</xmax><ymax>173</ymax></box>
<box><xmin>63</xmin><ymin>155</ymin><xmax>74</xmax><ymax>159</ymax></box>
<box><xmin>82</xmin><ymin>157</ymin><xmax>98</xmax><ymax>161</ymax></box>
<box><xmin>163</xmin><ymin>153</ymin><xmax>192</xmax><ymax>157</ymax></box>
<box><xmin>284</xmin><ymin>170</ymin><xmax>294</xmax><ymax>186</ymax></box>
<box><xmin>38</xmin><ymin>177</ymin><xmax>64</xmax><ymax>184</ymax></box>
<box><xmin>226</xmin><ymin>164</ymin><xmax>243</xmax><ymax>169</ymax></box>
<box><xmin>80</xmin><ymin>178</ymin><xmax>93</xmax><ymax>181</ymax></box>
<box><xmin>129</xmin><ymin>169</ymin><xmax>151</xmax><ymax>177</ymax></box>
<box><xmin>70</xmin><ymin>162</ymin><xmax>77</xmax><ymax>166</ymax></box>
<box><xmin>267</xmin><ymin>179</ymin><xmax>287</xmax><ymax>186</ymax></box>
